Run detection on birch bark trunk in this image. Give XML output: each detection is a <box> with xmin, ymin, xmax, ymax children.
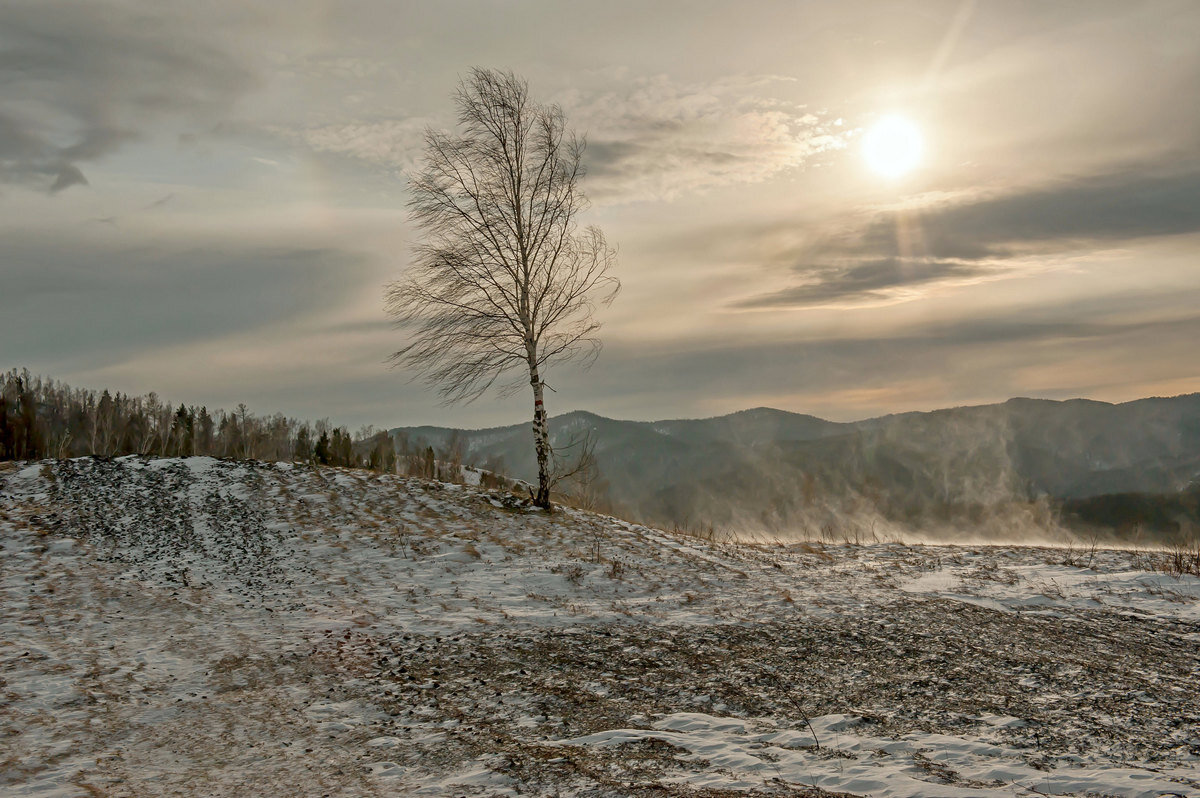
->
<box><xmin>529</xmin><ymin>363</ymin><xmax>551</xmax><ymax>508</ymax></box>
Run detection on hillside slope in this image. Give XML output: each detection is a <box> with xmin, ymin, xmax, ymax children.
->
<box><xmin>392</xmin><ymin>395</ymin><xmax>1200</xmax><ymax>536</ymax></box>
<box><xmin>2</xmin><ymin>457</ymin><xmax>1199</xmax><ymax>796</ymax></box>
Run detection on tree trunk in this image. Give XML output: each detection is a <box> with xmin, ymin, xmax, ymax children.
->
<box><xmin>529</xmin><ymin>365</ymin><xmax>552</xmax><ymax>508</ymax></box>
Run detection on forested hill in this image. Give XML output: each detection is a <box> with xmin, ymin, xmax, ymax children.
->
<box><xmin>391</xmin><ymin>395</ymin><xmax>1200</xmax><ymax>540</ymax></box>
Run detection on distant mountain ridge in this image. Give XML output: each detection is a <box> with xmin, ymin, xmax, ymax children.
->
<box><xmin>390</xmin><ymin>394</ymin><xmax>1200</xmax><ymax>539</ymax></box>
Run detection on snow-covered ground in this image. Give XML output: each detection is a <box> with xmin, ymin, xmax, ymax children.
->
<box><xmin>1</xmin><ymin>456</ymin><xmax>1198</xmax><ymax>797</ymax></box>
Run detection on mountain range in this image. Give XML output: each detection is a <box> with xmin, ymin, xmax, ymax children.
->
<box><xmin>391</xmin><ymin>394</ymin><xmax>1200</xmax><ymax>541</ymax></box>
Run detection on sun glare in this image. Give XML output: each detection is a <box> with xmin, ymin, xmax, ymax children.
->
<box><xmin>862</xmin><ymin>115</ymin><xmax>923</xmax><ymax>178</ymax></box>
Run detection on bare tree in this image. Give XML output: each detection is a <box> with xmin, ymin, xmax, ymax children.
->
<box><xmin>387</xmin><ymin>68</ymin><xmax>619</xmax><ymax>508</ymax></box>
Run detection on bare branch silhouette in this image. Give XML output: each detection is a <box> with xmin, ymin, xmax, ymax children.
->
<box><xmin>387</xmin><ymin>68</ymin><xmax>619</xmax><ymax>508</ymax></box>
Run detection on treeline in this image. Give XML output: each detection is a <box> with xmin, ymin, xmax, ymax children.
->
<box><xmin>1061</xmin><ymin>485</ymin><xmax>1200</xmax><ymax>540</ymax></box>
<box><xmin>0</xmin><ymin>369</ymin><xmax>506</xmax><ymax>487</ymax></box>
<box><xmin>0</xmin><ymin>368</ymin><xmax>388</xmax><ymax>468</ymax></box>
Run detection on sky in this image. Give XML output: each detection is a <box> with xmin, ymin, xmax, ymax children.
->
<box><xmin>3</xmin><ymin>0</ymin><xmax>1200</xmax><ymax>431</ymax></box>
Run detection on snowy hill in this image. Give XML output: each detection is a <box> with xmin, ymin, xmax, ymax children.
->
<box><xmin>2</xmin><ymin>457</ymin><xmax>1200</xmax><ymax>796</ymax></box>
<box><xmin>391</xmin><ymin>394</ymin><xmax>1200</xmax><ymax>537</ymax></box>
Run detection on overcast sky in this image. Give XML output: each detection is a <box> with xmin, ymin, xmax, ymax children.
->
<box><xmin>3</xmin><ymin>0</ymin><xmax>1200</xmax><ymax>429</ymax></box>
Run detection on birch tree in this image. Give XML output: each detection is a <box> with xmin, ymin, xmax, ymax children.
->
<box><xmin>386</xmin><ymin>68</ymin><xmax>619</xmax><ymax>508</ymax></box>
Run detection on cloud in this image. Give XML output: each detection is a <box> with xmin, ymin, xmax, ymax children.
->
<box><xmin>283</xmin><ymin>118</ymin><xmax>433</xmax><ymax>175</ymax></box>
<box><xmin>142</xmin><ymin>193</ymin><xmax>175</xmax><ymax>211</ymax></box>
<box><xmin>49</xmin><ymin>164</ymin><xmax>89</xmax><ymax>193</ymax></box>
<box><xmin>736</xmin><ymin>257</ymin><xmax>999</xmax><ymax>309</ymax></box>
<box><xmin>564</xmin><ymin>75</ymin><xmax>848</xmax><ymax>202</ymax></box>
<box><xmin>0</xmin><ymin>233</ymin><xmax>372</xmax><ymax>368</ymax></box>
<box><xmin>881</xmin><ymin>165</ymin><xmax>1200</xmax><ymax>254</ymax></box>
<box><xmin>0</xmin><ymin>1</ymin><xmax>253</xmax><ymax>192</ymax></box>
<box><xmin>741</xmin><ymin>162</ymin><xmax>1200</xmax><ymax>309</ymax></box>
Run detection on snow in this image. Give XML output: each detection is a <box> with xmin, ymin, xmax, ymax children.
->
<box><xmin>900</xmin><ymin>552</ymin><xmax>1200</xmax><ymax>623</ymax></box>
<box><xmin>0</xmin><ymin>457</ymin><xmax>1198</xmax><ymax>796</ymax></box>
<box><xmin>551</xmin><ymin>712</ymin><xmax>1198</xmax><ymax>797</ymax></box>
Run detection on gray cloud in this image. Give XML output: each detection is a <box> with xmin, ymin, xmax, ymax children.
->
<box><xmin>0</xmin><ymin>234</ymin><xmax>371</xmax><ymax>367</ymax></box>
<box><xmin>743</xmin><ymin>162</ymin><xmax>1200</xmax><ymax>309</ymax></box>
<box><xmin>885</xmin><ymin>165</ymin><xmax>1200</xmax><ymax>255</ymax></box>
<box><xmin>0</xmin><ymin>1</ymin><xmax>253</xmax><ymax>192</ymax></box>
<box><xmin>49</xmin><ymin>164</ymin><xmax>89</xmax><ymax>193</ymax></box>
<box><xmin>142</xmin><ymin>193</ymin><xmax>175</xmax><ymax>211</ymax></box>
<box><xmin>736</xmin><ymin>257</ymin><xmax>992</xmax><ymax>308</ymax></box>
<box><xmin>873</xmin><ymin>291</ymin><xmax>1200</xmax><ymax>350</ymax></box>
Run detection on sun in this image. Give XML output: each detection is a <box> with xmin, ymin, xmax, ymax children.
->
<box><xmin>862</xmin><ymin>115</ymin><xmax>923</xmax><ymax>178</ymax></box>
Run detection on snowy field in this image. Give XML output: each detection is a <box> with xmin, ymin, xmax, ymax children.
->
<box><xmin>1</xmin><ymin>457</ymin><xmax>1198</xmax><ymax>797</ymax></box>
